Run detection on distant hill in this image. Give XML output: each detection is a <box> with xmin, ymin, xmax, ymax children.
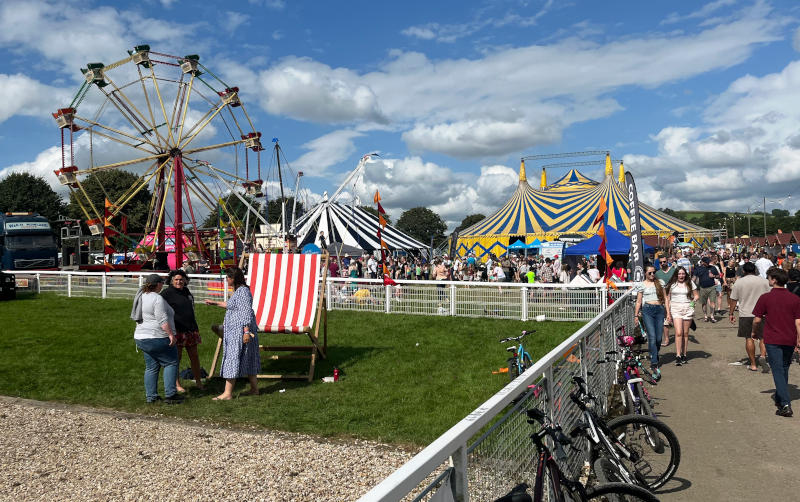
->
<box><xmin>659</xmin><ymin>208</ymin><xmax>800</xmax><ymax>237</ymax></box>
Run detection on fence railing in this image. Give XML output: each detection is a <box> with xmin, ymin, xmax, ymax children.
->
<box><xmin>357</xmin><ymin>289</ymin><xmax>636</xmax><ymax>502</ymax></box>
<box><xmin>9</xmin><ymin>270</ymin><xmax>635</xmax><ymax>323</ymax></box>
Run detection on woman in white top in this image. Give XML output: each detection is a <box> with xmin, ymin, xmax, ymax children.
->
<box><xmin>132</xmin><ymin>274</ymin><xmax>181</xmax><ymax>404</ymax></box>
<box><xmin>634</xmin><ymin>265</ymin><xmax>667</xmax><ymax>378</ymax></box>
<box><xmin>664</xmin><ymin>266</ymin><xmax>700</xmax><ymax>366</ymax></box>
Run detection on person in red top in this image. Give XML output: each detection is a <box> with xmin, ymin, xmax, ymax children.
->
<box><xmin>752</xmin><ymin>267</ymin><xmax>800</xmax><ymax>417</ymax></box>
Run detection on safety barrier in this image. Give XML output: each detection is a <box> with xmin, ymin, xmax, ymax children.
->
<box><xmin>357</xmin><ymin>289</ymin><xmax>636</xmax><ymax>502</ymax></box>
<box><xmin>7</xmin><ymin>271</ymin><xmax>635</xmax><ymax>323</ymax></box>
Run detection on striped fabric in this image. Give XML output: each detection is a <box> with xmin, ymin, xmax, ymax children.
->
<box><xmin>292</xmin><ymin>200</ymin><xmax>426</xmax><ymax>251</ymax></box>
<box><xmin>247</xmin><ymin>253</ymin><xmax>321</xmax><ymax>333</ymax></box>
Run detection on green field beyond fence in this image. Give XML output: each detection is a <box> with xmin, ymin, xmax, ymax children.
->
<box><xmin>0</xmin><ymin>294</ymin><xmax>580</xmax><ymax>446</ymax></box>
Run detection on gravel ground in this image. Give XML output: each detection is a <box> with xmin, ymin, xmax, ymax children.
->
<box><xmin>0</xmin><ymin>397</ymin><xmax>415</xmax><ymax>502</ymax></box>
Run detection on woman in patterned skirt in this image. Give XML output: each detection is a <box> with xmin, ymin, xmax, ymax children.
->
<box><xmin>161</xmin><ymin>269</ymin><xmax>204</xmax><ymax>392</ymax></box>
<box><xmin>205</xmin><ymin>267</ymin><xmax>260</xmax><ymax>400</ymax></box>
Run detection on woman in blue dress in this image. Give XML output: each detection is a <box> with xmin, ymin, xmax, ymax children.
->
<box><xmin>205</xmin><ymin>267</ymin><xmax>260</xmax><ymax>400</ymax></box>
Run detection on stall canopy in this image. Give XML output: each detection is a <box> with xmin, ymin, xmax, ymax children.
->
<box><xmin>564</xmin><ymin>226</ymin><xmax>655</xmax><ymax>256</ymax></box>
<box><xmin>507</xmin><ymin>239</ymin><xmax>527</xmax><ymax>250</ymax></box>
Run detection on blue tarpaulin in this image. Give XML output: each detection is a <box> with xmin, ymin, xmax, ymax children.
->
<box><xmin>563</xmin><ymin>226</ymin><xmax>654</xmax><ymax>256</ymax></box>
<box><xmin>302</xmin><ymin>243</ymin><xmax>321</xmax><ymax>254</ymax></box>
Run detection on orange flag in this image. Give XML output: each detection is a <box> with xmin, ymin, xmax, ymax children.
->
<box><xmin>373</xmin><ymin>190</ymin><xmax>381</xmax><ymax>203</ymax></box>
<box><xmin>593</xmin><ymin>196</ymin><xmax>607</xmax><ymax>227</ymax></box>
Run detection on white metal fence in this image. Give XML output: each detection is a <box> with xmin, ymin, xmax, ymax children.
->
<box><xmin>8</xmin><ymin>271</ymin><xmax>634</xmax><ymax>323</ymax></box>
<box><xmin>357</xmin><ymin>289</ymin><xmax>636</xmax><ymax>502</ymax></box>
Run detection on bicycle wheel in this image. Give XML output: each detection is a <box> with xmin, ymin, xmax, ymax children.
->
<box><xmin>606</xmin><ymin>414</ymin><xmax>680</xmax><ymax>490</ymax></box>
<box><xmin>585</xmin><ymin>482</ymin><xmax>660</xmax><ymax>502</ymax></box>
<box><xmin>508</xmin><ymin>357</ymin><xmax>520</xmax><ymax>382</ymax></box>
<box><xmin>592</xmin><ymin>457</ymin><xmax>625</xmax><ymax>485</ymax></box>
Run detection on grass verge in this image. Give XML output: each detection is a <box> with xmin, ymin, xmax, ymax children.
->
<box><xmin>0</xmin><ymin>293</ymin><xmax>581</xmax><ymax>446</ymax></box>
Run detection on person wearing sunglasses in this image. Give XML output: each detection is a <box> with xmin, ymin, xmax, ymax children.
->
<box><xmin>634</xmin><ymin>264</ymin><xmax>668</xmax><ymax>379</ymax></box>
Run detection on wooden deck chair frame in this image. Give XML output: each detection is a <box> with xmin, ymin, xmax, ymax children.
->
<box><xmin>209</xmin><ymin>252</ymin><xmax>329</xmax><ymax>382</ymax></box>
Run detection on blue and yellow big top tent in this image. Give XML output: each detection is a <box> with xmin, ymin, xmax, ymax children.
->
<box><xmin>457</xmin><ymin>154</ymin><xmax>707</xmax><ymax>260</ymax></box>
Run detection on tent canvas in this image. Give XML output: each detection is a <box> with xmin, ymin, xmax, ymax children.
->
<box><xmin>563</xmin><ymin>226</ymin><xmax>654</xmax><ymax>256</ymax></box>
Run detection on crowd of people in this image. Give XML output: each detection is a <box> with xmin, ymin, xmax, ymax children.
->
<box><xmin>326</xmin><ymin>252</ymin><xmax>609</xmax><ymax>285</ymax></box>
<box><xmin>632</xmin><ymin>247</ymin><xmax>800</xmax><ymax>417</ymax></box>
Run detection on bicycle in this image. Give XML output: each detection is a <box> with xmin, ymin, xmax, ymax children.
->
<box><xmin>500</xmin><ymin>330</ymin><xmax>535</xmax><ymax>382</ymax></box>
<box><xmin>610</xmin><ymin>334</ymin><xmax>660</xmax><ymax>420</ymax></box>
<box><xmin>567</xmin><ymin>376</ymin><xmax>680</xmax><ymax>492</ymax></box>
<box><xmin>493</xmin><ymin>408</ymin><xmax>660</xmax><ymax>502</ymax></box>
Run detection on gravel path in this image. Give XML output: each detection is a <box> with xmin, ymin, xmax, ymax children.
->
<box><xmin>0</xmin><ymin>397</ymin><xmax>415</xmax><ymax>502</ymax></box>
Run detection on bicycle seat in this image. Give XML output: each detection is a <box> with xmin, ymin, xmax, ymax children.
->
<box><xmin>506</xmin><ymin>346</ymin><xmax>516</xmax><ymax>352</ymax></box>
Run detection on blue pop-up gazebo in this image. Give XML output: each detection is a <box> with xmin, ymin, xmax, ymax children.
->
<box><xmin>564</xmin><ymin>226</ymin><xmax>654</xmax><ymax>256</ymax></box>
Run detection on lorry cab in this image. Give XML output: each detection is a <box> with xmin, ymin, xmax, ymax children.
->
<box><xmin>0</xmin><ymin>212</ymin><xmax>58</xmax><ymax>270</ymax></box>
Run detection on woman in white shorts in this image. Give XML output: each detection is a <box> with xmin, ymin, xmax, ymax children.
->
<box><xmin>664</xmin><ymin>266</ymin><xmax>700</xmax><ymax>366</ymax></box>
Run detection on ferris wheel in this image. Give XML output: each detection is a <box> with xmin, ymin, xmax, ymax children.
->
<box><xmin>52</xmin><ymin>44</ymin><xmax>269</xmax><ymax>268</ymax></box>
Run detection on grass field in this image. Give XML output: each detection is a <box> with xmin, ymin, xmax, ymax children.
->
<box><xmin>0</xmin><ymin>293</ymin><xmax>581</xmax><ymax>446</ymax></box>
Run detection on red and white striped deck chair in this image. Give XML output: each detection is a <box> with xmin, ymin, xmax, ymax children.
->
<box><xmin>248</xmin><ymin>252</ymin><xmax>329</xmax><ymax>381</ymax></box>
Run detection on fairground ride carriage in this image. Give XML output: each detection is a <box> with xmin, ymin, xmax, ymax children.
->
<box><xmin>52</xmin><ymin>45</ymin><xmax>299</xmax><ymax>270</ymax></box>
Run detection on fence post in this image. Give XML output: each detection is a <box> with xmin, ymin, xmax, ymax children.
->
<box><xmin>449</xmin><ymin>284</ymin><xmax>456</xmax><ymax>316</ymax></box>
<box><xmin>67</xmin><ymin>273</ymin><xmax>72</xmax><ymax>297</ymax></box>
<box><xmin>138</xmin><ymin>274</ymin><xmax>144</xmax><ymax>290</ymax></box>
<box><xmin>600</xmin><ymin>284</ymin><xmax>608</xmax><ymax>311</ymax></box>
<box><xmin>385</xmin><ymin>284</ymin><xmax>391</xmax><ymax>314</ymax></box>
<box><xmin>450</xmin><ymin>445</ymin><xmax>469</xmax><ymax>502</ymax></box>
<box><xmin>521</xmin><ymin>287</ymin><xmax>528</xmax><ymax>321</ymax></box>
<box><xmin>326</xmin><ymin>279</ymin><xmax>333</xmax><ymax>311</ymax></box>
<box><xmin>102</xmin><ymin>273</ymin><xmax>107</xmax><ymax>299</ymax></box>
<box><xmin>223</xmin><ymin>274</ymin><xmax>229</xmax><ymax>302</ymax></box>
<box><xmin>580</xmin><ymin>337</ymin><xmax>588</xmax><ymax>383</ymax></box>
<box><xmin>36</xmin><ymin>273</ymin><xmax>40</xmax><ymax>294</ymax></box>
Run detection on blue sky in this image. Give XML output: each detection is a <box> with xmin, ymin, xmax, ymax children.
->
<box><xmin>1</xmin><ymin>0</ymin><xmax>799</xmax><ymax>230</ymax></box>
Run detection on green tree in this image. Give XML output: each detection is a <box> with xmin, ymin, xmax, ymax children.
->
<box><xmin>201</xmin><ymin>193</ymin><xmax>261</xmax><ymax>229</ymax></box>
<box><xmin>360</xmin><ymin>205</ymin><xmax>392</xmax><ymax>225</ymax></box>
<box><xmin>66</xmin><ymin>170</ymin><xmax>152</xmax><ymax>234</ymax></box>
<box><xmin>455</xmin><ymin>213</ymin><xmax>485</xmax><ymax>233</ymax></box>
<box><xmin>396</xmin><ymin>207</ymin><xmax>447</xmax><ymax>245</ymax></box>
<box><xmin>772</xmin><ymin>208</ymin><xmax>790</xmax><ymax>218</ymax></box>
<box><xmin>0</xmin><ymin>172</ymin><xmax>65</xmax><ymax>221</ymax></box>
<box><xmin>268</xmin><ymin>197</ymin><xmax>304</xmax><ymax>225</ymax></box>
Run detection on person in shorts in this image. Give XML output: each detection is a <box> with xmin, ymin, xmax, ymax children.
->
<box><xmin>728</xmin><ymin>262</ymin><xmax>770</xmax><ymax>371</ymax></box>
<box><xmin>693</xmin><ymin>257</ymin><xmax>720</xmax><ymax>322</ymax></box>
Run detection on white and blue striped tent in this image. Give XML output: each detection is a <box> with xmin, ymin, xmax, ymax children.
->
<box><xmin>291</xmin><ymin>200</ymin><xmax>426</xmax><ymax>252</ymax></box>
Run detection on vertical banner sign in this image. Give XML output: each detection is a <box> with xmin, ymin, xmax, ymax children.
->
<box><xmin>625</xmin><ymin>171</ymin><xmax>645</xmax><ymax>282</ymax></box>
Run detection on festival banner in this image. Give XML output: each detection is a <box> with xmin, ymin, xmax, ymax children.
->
<box><xmin>374</xmin><ymin>190</ymin><xmax>396</xmax><ymax>286</ymax></box>
<box><xmin>624</xmin><ymin>172</ymin><xmax>645</xmax><ymax>282</ymax></box>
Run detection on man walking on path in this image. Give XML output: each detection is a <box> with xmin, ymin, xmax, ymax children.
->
<box><xmin>752</xmin><ymin>267</ymin><xmax>800</xmax><ymax>417</ymax></box>
<box><xmin>729</xmin><ymin>262</ymin><xmax>771</xmax><ymax>371</ymax></box>
<box><xmin>693</xmin><ymin>257</ymin><xmax>720</xmax><ymax>323</ymax></box>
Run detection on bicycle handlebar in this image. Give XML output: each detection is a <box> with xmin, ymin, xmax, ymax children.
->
<box><xmin>526</xmin><ymin>408</ymin><xmax>572</xmax><ymax>462</ymax></box>
<box><xmin>499</xmin><ymin>330</ymin><xmax>535</xmax><ymax>343</ymax></box>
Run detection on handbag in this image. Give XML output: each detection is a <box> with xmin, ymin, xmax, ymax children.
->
<box><xmin>690</xmin><ymin>319</ymin><xmax>697</xmax><ymax>331</ymax></box>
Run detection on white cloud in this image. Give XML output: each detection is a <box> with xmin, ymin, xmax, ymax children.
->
<box><xmin>0</xmin><ymin>74</ymin><xmax>71</xmax><ymax>123</ymax></box>
<box><xmin>292</xmin><ymin>129</ymin><xmax>364</xmax><ymax>178</ymax></box>
<box><xmin>662</xmin><ymin>0</ymin><xmax>738</xmax><ymax>25</ymax></box>
<box><xmin>0</xmin><ymin>0</ymin><xmax>196</xmax><ymax>76</ymax></box>
<box><xmin>251</xmin><ymin>4</ymin><xmax>782</xmax><ymax>158</ymax></box>
<box><xmin>223</xmin><ymin>12</ymin><xmax>249</xmax><ymax>34</ymax></box>
<box><xmin>402</xmin><ymin>118</ymin><xmax>561</xmax><ymax>159</ymax></box>
<box><xmin>257</xmin><ymin>58</ymin><xmax>388</xmax><ymax>124</ymax></box>
<box><xmin>350</xmin><ymin>157</ymin><xmax>521</xmax><ymax>230</ymax></box>
<box><xmin>622</xmin><ymin>58</ymin><xmax>800</xmax><ymax>214</ymax></box>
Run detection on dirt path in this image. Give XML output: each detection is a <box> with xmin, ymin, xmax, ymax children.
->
<box><xmin>651</xmin><ymin>309</ymin><xmax>800</xmax><ymax>501</ymax></box>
